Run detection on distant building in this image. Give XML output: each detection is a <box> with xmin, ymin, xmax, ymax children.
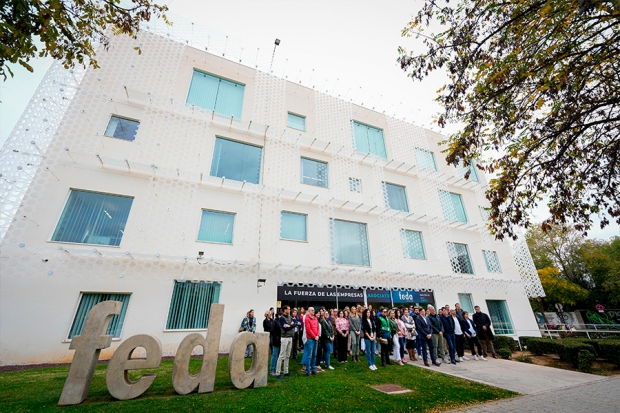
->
<box><xmin>0</xmin><ymin>28</ymin><xmax>543</xmax><ymax>365</ymax></box>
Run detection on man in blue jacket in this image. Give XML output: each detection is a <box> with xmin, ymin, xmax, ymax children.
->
<box><xmin>415</xmin><ymin>309</ymin><xmax>441</xmax><ymax>367</ymax></box>
<box><xmin>440</xmin><ymin>308</ymin><xmax>457</xmax><ymax>364</ymax></box>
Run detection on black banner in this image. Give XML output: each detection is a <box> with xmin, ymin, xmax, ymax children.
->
<box><xmin>277</xmin><ymin>285</ymin><xmax>364</xmax><ymax>303</ymax></box>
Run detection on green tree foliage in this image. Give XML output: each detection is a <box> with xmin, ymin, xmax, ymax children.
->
<box><xmin>536</xmin><ymin>267</ymin><xmax>589</xmax><ymax>308</ymax></box>
<box><xmin>0</xmin><ymin>0</ymin><xmax>169</xmax><ymax>80</ymax></box>
<box><xmin>398</xmin><ymin>0</ymin><xmax>620</xmax><ymax>240</ymax></box>
<box><xmin>579</xmin><ymin>237</ymin><xmax>620</xmax><ymax>306</ymax></box>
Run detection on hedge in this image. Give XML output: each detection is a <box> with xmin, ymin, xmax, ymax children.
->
<box><xmin>494</xmin><ymin>336</ymin><xmax>517</xmax><ymax>352</ymax></box>
<box><xmin>527</xmin><ymin>338</ymin><xmax>596</xmax><ymax>368</ymax></box>
<box><xmin>518</xmin><ymin>336</ymin><xmax>539</xmax><ymax>349</ymax></box>
<box><xmin>560</xmin><ymin>338</ymin><xmax>620</xmax><ymax>367</ymax></box>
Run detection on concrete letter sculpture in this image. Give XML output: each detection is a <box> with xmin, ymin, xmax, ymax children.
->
<box><xmin>228</xmin><ymin>331</ymin><xmax>269</xmax><ymax>389</ymax></box>
<box><xmin>172</xmin><ymin>304</ymin><xmax>224</xmax><ymax>394</ymax></box>
<box><xmin>106</xmin><ymin>334</ymin><xmax>162</xmax><ymax>400</ymax></box>
<box><xmin>58</xmin><ymin>300</ymin><xmax>122</xmax><ymax>405</ymax></box>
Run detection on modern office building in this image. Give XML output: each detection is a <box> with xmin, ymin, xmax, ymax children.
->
<box><xmin>0</xmin><ymin>26</ymin><xmax>544</xmax><ymax>365</ymax></box>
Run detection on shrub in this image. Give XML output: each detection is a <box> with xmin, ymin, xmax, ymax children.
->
<box><xmin>578</xmin><ymin>350</ymin><xmax>596</xmax><ymax>373</ymax></box>
<box><xmin>515</xmin><ymin>354</ymin><xmax>533</xmax><ymax>364</ymax></box>
<box><xmin>494</xmin><ymin>336</ymin><xmax>517</xmax><ymax>352</ymax></box>
<box><xmin>557</xmin><ymin>342</ymin><xmax>596</xmax><ymax>368</ymax></box>
<box><xmin>597</xmin><ymin>341</ymin><xmax>620</xmax><ymax>367</ymax></box>
<box><xmin>497</xmin><ymin>348</ymin><xmax>512</xmax><ymax>359</ymax></box>
<box><xmin>528</xmin><ymin>338</ymin><xmax>557</xmax><ymax>356</ymax></box>
<box><xmin>518</xmin><ymin>336</ymin><xmax>539</xmax><ymax>349</ymax></box>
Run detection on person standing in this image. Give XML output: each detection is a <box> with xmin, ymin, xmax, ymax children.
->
<box><xmin>428</xmin><ymin>307</ymin><xmax>445</xmax><ymax>363</ymax></box>
<box><xmin>455</xmin><ymin>303</ymin><xmax>465</xmax><ymax>321</ymax></box>
<box><xmin>298</xmin><ymin>307</ymin><xmax>306</xmax><ymax>351</ymax></box>
<box><xmin>460</xmin><ymin>311</ymin><xmax>485</xmax><ymax>360</ymax></box>
<box><xmin>290</xmin><ymin>308</ymin><xmax>300</xmax><ymax>360</ymax></box>
<box><xmin>378</xmin><ymin>308</ymin><xmax>392</xmax><ymax>367</ymax></box>
<box><xmin>349</xmin><ymin>307</ymin><xmax>362</xmax><ymax>362</ymax></box>
<box><xmin>473</xmin><ymin>306</ymin><xmax>497</xmax><ymax>358</ymax></box>
<box><xmin>451</xmin><ymin>309</ymin><xmax>467</xmax><ymax>361</ymax></box>
<box><xmin>319</xmin><ymin>309</ymin><xmax>335</xmax><ymax>370</ymax></box>
<box><xmin>302</xmin><ymin>307</ymin><xmax>320</xmax><ymax>376</ymax></box>
<box><xmin>241</xmin><ymin>310</ymin><xmax>257</xmax><ymax>358</ymax></box>
<box><xmin>270</xmin><ymin>311</ymin><xmax>282</xmax><ymax>377</ymax></box>
<box><xmin>440</xmin><ymin>308</ymin><xmax>457</xmax><ymax>364</ymax></box>
<box><xmin>275</xmin><ymin>306</ymin><xmax>294</xmax><ymax>379</ymax></box>
<box><xmin>335</xmin><ymin>310</ymin><xmax>350</xmax><ymax>363</ymax></box>
<box><xmin>263</xmin><ymin>310</ymin><xmax>274</xmax><ymax>354</ymax></box>
<box><xmin>362</xmin><ymin>309</ymin><xmax>377</xmax><ymax>370</ymax></box>
<box><xmin>402</xmin><ymin>308</ymin><xmax>418</xmax><ymax>362</ymax></box>
<box><xmin>412</xmin><ymin>307</ymin><xmax>423</xmax><ymax>359</ymax></box>
<box><xmin>415</xmin><ymin>309</ymin><xmax>440</xmax><ymax>367</ymax></box>
<box><xmin>389</xmin><ymin>310</ymin><xmax>405</xmax><ymax>365</ymax></box>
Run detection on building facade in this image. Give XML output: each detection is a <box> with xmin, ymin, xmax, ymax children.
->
<box><xmin>0</xmin><ymin>29</ymin><xmax>544</xmax><ymax>365</ymax></box>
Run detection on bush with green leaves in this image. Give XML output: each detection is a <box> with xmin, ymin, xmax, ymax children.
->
<box><xmin>578</xmin><ymin>350</ymin><xmax>596</xmax><ymax>373</ymax></box>
<box><xmin>518</xmin><ymin>336</ymin><xmax>539</xmax><ymax>350</ymax></box>
<box><xmin>526</xmin><ymin>338</ymin><xmax>596</xmax><ymax>368</ymax></box>
<box><xmin>515</xmin><ymin>354</ymin><xmax>533</xmax><ymax>364</ymax></box>
<box><xmin>497</xmin><ymin>348</ymin><xmax>512</xmax><ymax>359</ymax></box>
<box><xmin>494</xmin><ymin>336</ymin><xmax>517</xmax><ymax>352</ymax></box>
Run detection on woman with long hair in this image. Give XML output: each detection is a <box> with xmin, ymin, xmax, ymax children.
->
<box><xmin>362</xmin><ymin>309</ymin><xmax>377</xmax><ymax>370</ymax></box>
<box><xmin>319</xmin><ymin>308</ymin><xmax>335</xmax><ymax>369</ymax></box>
<box><xmin>402</xmin><ymin>308</ymin><xmax>418</xmax><ymax>361</ymax></box>
<box><xmin>389</xmin><ymin>310</ymin><xmax>404</xmax><ymax>366</ymax></box>
<box><xmin>349</xmin><ymin>306</ymin><xmax>362</xmax><ymax>362</ymax></box>
<box><xmin>335</xmin><ymin>310</ymin><xmax>350</xmax><ymax>362</ymax></box>
<box><xmin>241</xmin><ymin>309</ymin><xmax>256</xmax><ymax>358</ymax></box>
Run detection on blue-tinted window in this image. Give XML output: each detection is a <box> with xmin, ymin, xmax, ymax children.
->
<box><xmin>458</xmin><ymin>160</ymin><xmax>479</xmax><ymax>182</ymax></box>
<box><xmin>401</xmin><ymin>230</ymin><xmax>426</xmax><ymax>259</ymax></box>
<box><xmin>331</xmin><ymin>219</ymin><xmax>370</xmax><ymax>266</ymax></box>
<box><xmin>166</xmin><ymin>281</ymin><xmax>221</xmax><ymax>330</ymax></box>
<box><xmin>288</xmin><ymin>113</ymin><xmax>306</xmax><ymax>131</ymax></box>
<box><xmin>301</xmin><ymin>157</ymin><xmax>328</xmax><ymax>188</ymax></box>
<box><xmin>281</xmin><ymin>211</ymin><xmax>307</xmax><ymax>241</ymax></box>
<box><xmin>440</xmin><ymin>191</ymin><xmax>468</xmax><ymax>223</ymax></box>
<box><xmin>415</xmin><ymin>148</ymin><xmax>437</xmax><ymax>172</ymax></box>
<box><xmin>104</xmin><ymin>116</ymin><xmax>139</xmax><ymax>141</ymax></box>
<box><xmin>210</xmin><ymin>137</ymin><xmax>262</xmax><ymax>184</ymax></box>
<box><xmin>52</xmin><ymin>190</ymin><xmax>133</xmax><ymax>246</ymax></box>
<box><xmin>383</xmin><ymin>182</ymin><xmax>409</xmax><ymax>212</ymax></box>
<box><xmin>186</xmin><ymin>70</ymin><xmax>245</xmax><ymax>118</ymax></box>
<box><xmin>68</xmin><ymin>293</ymin><xmax>131</xmax><ymax>339</ymax></box>
<box><xmin>448</xmin><ymin>242</ymin><xmax>474</xmax><ymax>274</ymax></box>
<box><xmin>486</xmin><ymin>300</ymin><xmax>514</xmax><ymax>335</ymax></box>
<box><xmin>349</xmin><ymin>177</ymin><xmax>362</xmax><ymax>193</ymax></box>
<box><xmin>197</xmin><ymin>210</ymin><xmax>235</xmax><ymax>244</ymax></box>
<box><xmin>483</xmin><ymin>250</ymin><xmax>502</xmax><ymax>273</ymax></box>
<box><xmin>352</xmin><ymin>121</ymin><xmax>387</xmax><ymax>158</ymax></box>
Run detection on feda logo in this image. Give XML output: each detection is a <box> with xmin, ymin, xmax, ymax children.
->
<box><xmin>398</xmin><ymin>291</ymin><xmax>413</xmax><ymax>302</ymax></box>
<box><xmin>58</xmin><ymin>301</ymin><xmax>268</xmax><ymax>406</ymax></box>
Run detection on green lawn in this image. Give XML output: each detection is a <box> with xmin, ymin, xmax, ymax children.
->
<box><xmin>0</xmin><ymin>356</ymin><xmax>515</xmax><ymax>412</ymax></box>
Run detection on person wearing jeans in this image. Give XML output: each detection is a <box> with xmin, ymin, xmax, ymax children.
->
<box><xmin>319</xmin><ymin>310</ymin><xmax>335</xmax><ymax>370</ymax></box>
<box><xmin>362</xmin><ymin>309</ymin><xmax>377</xmax><ymax>370</ymax></box>
<box><xmin>303</xmin><ymin>307</ymin><xmax>320</xmax><ymax>376</ymax></box>
<box><xmin>269</xmin><ymin>311</ymin><xmax>281</xmax><ymax>376</ymax></box>
<box><xmin>275</xmin><ymin>306</ymin><xmax>294</xmax><ymax>378</ymax></box>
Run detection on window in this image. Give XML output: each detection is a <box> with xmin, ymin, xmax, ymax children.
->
<box><xmin>197</xmin><ymin>210</ymin><xmax>235</xmax><ymax>244</ymax></box>
<box><xmin>301</xmin><ymin>157</ymin><xmax>328</xmax><ymax>188</ymax></box>
<box><xmin>287</xmin><ymin>112</ymin><xmax>306</xmax><ymax>131</ymax></box>
<box><xmin>458</xmin><ymin>293</ymin><xmax>474</xmax><ymax>314</ymax></box>
<box><xmin>383</xmin><ymin>182</ymin><xmax>409</xmax><ymax>212</ymax></box>
<box><xmin>439</xmin><ymin>191</ymin><xmax>468</xmax><ymax>223</ymax></box>
<box><xmin>401</xmin><ymin>230</ymin><xmax>425</xmax><ymax>259</ymax></box>
<box><xmin>479</xmin><ymin>206</ymin><xmax>491</xmax><ymax>221</ymax></box>
<box><xmin>52</xmin><ymin>190</ymin><xmax>133</xmax><ymax>246</ymax></box>
<box><xmin>104</xmin><ymin>116</ymin><xmax>139</xmax><ymax>141</ymax></box>
<box><xmin>166</xmin><ymin>281</ymin><xmax>221</xmax><ymax>330</ymax></box>
<box><xmin>458</xmin><ymin>160</ymin><xmax>479</xmax><ymax>182</ymax></box>
<box><xmin>486</xmin><ymin>300</ymin><xmax>514</xmax><ymax>335</ymax></box>
<box><xmin>349</xmin><ymin>177</ymin><xmax>362</xmax><ymax>193</ymax></box>
<box><xmin>281</xmin><ymin>211</ymin><xmax>307</xmax><ymax>241</ymax></box>
<box><xmin>352</xmin><ymin>121</ymin><xmax>387</xmax><ymax>158</ymax></box>
<box><xmin>68</xmin><ymin>293</ymin><xmax>131</xmax><ymax>339</ymax></box>
<box><xmin>483</xmin><ymin>250</ymin><xmax>502</xmax><ymax>273</ymax></box>
<box><xmin>415</xmin><ymin>148</ymin><xmax>437</xmax><ymax>172</ymax></box>
<box><xmin>210</xmin><ymin>137</ymin><xmax>262</xmax><ymax>184</ymax></box>
<box><xmin>186</xmin><ymin>70</ymin><xmax>245</xmax><ymax>118</ymax></box>
<box><xmin>448</xmin><ymin>242</ymin><xmax>474</xmax><ymax>274</ymax></box>
<box><xmin>331</xmin><ymin>219</ymin><xmax>370</xmax><ymax>266</ymax></box>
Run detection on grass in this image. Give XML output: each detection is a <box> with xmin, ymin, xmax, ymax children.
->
<box><xmin>0</xmin><ymin>356</ymin><xmax>515</xmax><ymax>412</ymax></box>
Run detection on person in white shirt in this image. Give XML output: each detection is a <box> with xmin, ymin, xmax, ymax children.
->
<box><xmin>451</xmin><ymin>309</ymin><xmax>467</xmax><ymax>361</ymax></box>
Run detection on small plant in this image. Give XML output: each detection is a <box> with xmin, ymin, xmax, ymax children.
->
<box><xmin>494</xmin><ymin>336</ymin><xmax>517</xmax><ymax>352</ymax></box>
<box><xmin>578</xmin><ymin>350</ymin><xmax>596</xmax><ymax>373</ymax></box>
<box><xmin>515</xmin><ymin>354</ymin><xmax>533</xmax><ymax>364</ymax></box>
<box><xmin>497</xmin><ymin>348</ymin><xmax>512</xmax><ymax>359</ymax></box>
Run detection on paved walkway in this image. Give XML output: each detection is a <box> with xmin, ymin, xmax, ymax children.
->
<box><xmin>406</xmin><ymin>357</ymin><xmax>606</xmax><ymax>394</ymax></box>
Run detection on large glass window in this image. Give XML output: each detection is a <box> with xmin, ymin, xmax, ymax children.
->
<box><xmin>210</xmin><ymin>137</ymin><xmax>262</xmax><ymax>184</ymax></box>
<box><xmin>331</xmin><ymin>219</ymin><xmax>370</xmax><ymax>266</ymax></box>
<box><xmin>448</xmin><ymin>242</ymin><xmax>474</xmax><ymax>274</ymax></box>
<box><xmin>352</xmin><ymin>121</ymin><xmax>387</xmax><ymax>158</ymax></box>
<box><xmin>458</xmin><ymin>293</ymin><xmax>474</xmax><ymax>314</ymax></box>
<box><xmin>483</xmin><ymin>250</ymin><xmax>502</xmax><ymax>273</ymax></box>
<box><xmin>104</xmin><ymin>116</ymin><xmax>139</xmax><ymax>141</ymax></box>
<box><xmin>458</xmin><ymin>160</ymin><xmax>479</xmax><ymax>182</ymax></box>
<box><xmin>439</xmin><ymin>191</ymin><xmax>468</xmax><ymax>223</ymax></box>
<box><xmin>415</xmin><ymin>148</ymin><xmax>437</xmax><ymax>172</ymax></box>
<box><xmin>166</xmin><ymin>281</ymin><xmax>221</xmax><ymax>330</ymax></box>
<box><xmin>52</xmin><ymin>190</ymin><xmax>133</xmax><ymax>246</ymax></box>
<box><xmin>486</xmin><ymin>300</ymin><xmax>514</xmax><ymax>335</ymax></box>
<box><xmin>68</xmin><ymin>293</ymin><xmax>131</xmax><ymax>339</ymax></box>
<box><xmin>281</xmin><ymin>211</ymin><xmax>307</xmax><ymax>241</ymax></box>
<box><xmin>197</xmin><ymin>210</ymin><xmax>235</xmax><ymax>244</ymax></box>
<box><xmin>401</xmin><ymin>230</ymin><xmax>425</xmax><ymax>259</ymax></box>
<box><xmin>301</xmin><ymin>157</ymin><xmax>328</xmax><ymax>188</ymax></box>
<box><xmin>383</xmin><ymin>182</ymin><xmax>409</xmax><ymax>212</ymax></box>
<box><xmin>287</xmin><ymin>112</ymin><xmax>306</xmax><ymax>131</ymax></box>
<box><xmin>186</xmin><ymin>70</ymin><xmax>245</xmax><ymax>118</ymax></box>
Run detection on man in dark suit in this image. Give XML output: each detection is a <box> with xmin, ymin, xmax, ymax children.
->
<box><xmin>440</xmin><ymin>308</ymin><xmax>457</xmax><ymax>364</ymax></box>
<box><xmin>472</xmin><ymin>306</ymin><xmax>497</xmax><ymax>358</ymax></box>
<box><xmin>415</xmin><ymin>309</ymin><xmax>441</xmax><ymax>367</ymax></box>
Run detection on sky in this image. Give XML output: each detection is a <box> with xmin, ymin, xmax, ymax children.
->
<box><xmin>1</xmin><ymin>0</ymin><xmax>618</xmax><ymax>240</ymax></box>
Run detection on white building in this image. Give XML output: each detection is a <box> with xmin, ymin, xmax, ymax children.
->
<box><xmin>0</xmin><ymin>27</ymin><xmax>544</xmax><ymax>365</ymax></box>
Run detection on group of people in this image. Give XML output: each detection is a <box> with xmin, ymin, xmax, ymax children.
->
<box><xmin>240</xmin><ymin>302</ymin><xmax>498</xmax><ymax>378</ymax></box>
